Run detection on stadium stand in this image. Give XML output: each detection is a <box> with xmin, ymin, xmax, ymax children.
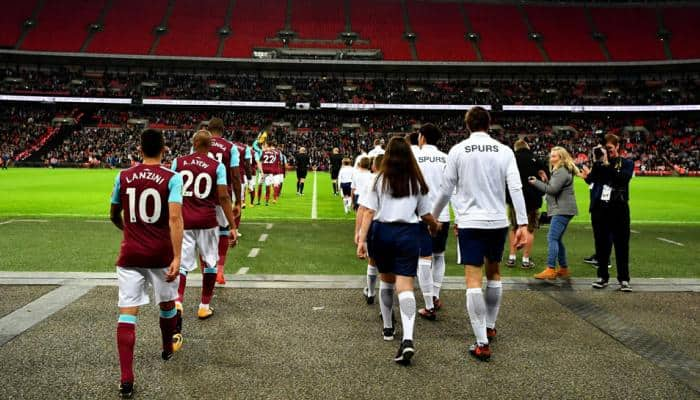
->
<box><xmin>351</xmin><ymin>0</ymin><xmax>411</xmax><ymax>60</ymax></box>
<box><xmin>88</xmin><ymin>0</ymin><xmax>169</xmax><ymax>54</ymax></box>
<box><xmin>662</xmin><ymin>6</ymin><xmax>700</xmax><ymax>60</ymax></box>
<box><xmin>525</xmin><ymin>5</ymin><xmax>604</xmax><ymax>62</ymax></box>
<box><xmin>156</xmin><ymin>0</ymin><xmax>228</xmax><ymax>57</ymax></box>
<box><xmin>589</xmin><ymin>7</ymin><xmax>666</xmax><ymax>61</ymax></box>
<box><xmin>0</xmin><ymin>0</ymin><xmax>37</xmax><ymax>48</ymax></box>
<box><xmin>21</xmin><ymin>0</ymin><xmax>105</xmax><ymax>52</ymax></box>
<box><xmin>222</xmin><ymin>0</ymin><xmax>285</xmax><ymax>58</ymax></box>
<box><xmin>292</xmin><ymin>0</ymin><xmax>345</xmax><ymax>40</ymax></box>
<box><xmin>463</xmin><ymin>3</ymin><xmax>542</xmax><ymax>62</ymax></box>
<box><xmin>2</xmin><ymin>1</ymin><xmax>699</xmax><ymax>62</ymax></box>
<box><xmin>407</xmin><ymin>1</ymin><xmax>476</xmax><ymax>62</ymax></box>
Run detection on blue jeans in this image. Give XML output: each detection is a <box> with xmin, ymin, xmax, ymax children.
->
<box><xmin>547</xmin><ymin>215</ymin><xmax>573</xmax><ymax>268</ymax></box>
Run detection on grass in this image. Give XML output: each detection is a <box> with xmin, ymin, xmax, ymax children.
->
<box><xmin>0</xmin><ymin>168</ymin><xmax>698</xmax><ymax>277</ymax></box>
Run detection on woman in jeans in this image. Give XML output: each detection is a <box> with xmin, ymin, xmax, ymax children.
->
<box><xmin>529</xmin><ymin>146</ymin><xmax>579</xmax><ymax>280</ymax></box>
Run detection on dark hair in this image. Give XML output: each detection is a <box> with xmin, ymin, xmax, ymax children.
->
<box><xmin>419</xmin><ymin>123</ymin><xmax>442</xmax><ymax>145</ymax></box>
<box><xmin>377</xmin><ymin>137</ymin><xmax>428</xmax><ymax>198</ymax></box>
<box><xmin>208</xmin><ymin>117</ymin><xmax>224</xmax><ymax>134</ymax></box>
<box><xmin>406</xmin><ymin>131</ymin><xmax>419</xmax><ymax>145</ymax></box>
<box><xmin>465</xmin><ymin>106</ymin><xmax>490</xmax><ymax>133</ymax></box>
<box><xmin>141</xmin><ymin>129</ymin><xmax>164</xmax><ymax>158</ymax></box>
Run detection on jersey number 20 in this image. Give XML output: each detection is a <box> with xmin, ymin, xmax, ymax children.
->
<box><xmin>182</xmin><ymin>171</ymin><xmax>213</xmax><ymax>199</ymax></box>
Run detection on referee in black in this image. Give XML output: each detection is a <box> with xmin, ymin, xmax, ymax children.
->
<box><xmin>580</xmin><ymin>133</ymin><xmax>634</xmax><ymax>292</ymax></box>
<box><xmin>329</xmin><ymin>147</ymin><xmax>343</xmax><ymax>196</ymax></box>
<box><xmin>295</xmin><ymin>147</ymin><xmax>310</xmax><ymax>195</ymax></box>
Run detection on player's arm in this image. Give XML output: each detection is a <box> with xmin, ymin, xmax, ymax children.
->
<box><xmin>244</xmin><ymin>146</ymin><xmax>253</xmax><ymax>180</ymax></box>
<box><xmin>354</xmin><ymin>205</ymin><xmax>365</xmax><ymax>244</ymax></box>
<box><xmin>166</xmin><ymin>174</ymin><xmax>184</xmax><ymax>282</ymax></box>
<box><xmin>505</xmin><ymin>152</ymin><xmax>530</xmax><ymax>248</ymax></box>
<box><xmin>356</xmin><ymin>180</ymin><xmax>380</xmax><ymax>258</ymax></box>
<box><xmin>432</xmin><ymin>150</ymin><xmax>458</xmax><ymax>217</ymax></box>
<box><xmin>216</xmin><ymin>163</ymin><xmax>238</xmax><ymax>242</ymax></box>
<box><xmin>229</xmin><ymin>147</ymin><xmax>242</xmax><ymax>207</ymax></box>
<box><xmin>109</xmin><ymin>172</ymin><xmax>124</xmax><ymax>230</ymax></box>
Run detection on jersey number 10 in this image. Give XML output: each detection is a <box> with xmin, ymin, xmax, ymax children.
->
<box><xmin>126</xmin><ymin>187</ymin><xmax>161</xmax><ymax>224</ymax></box>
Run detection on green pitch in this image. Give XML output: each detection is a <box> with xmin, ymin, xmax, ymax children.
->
<box><xmin>0</xmin><ymin>168</ymin><xmax>698</xmax><ymax>277</ymax></box>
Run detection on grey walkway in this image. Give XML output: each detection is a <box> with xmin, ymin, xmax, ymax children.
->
<box><xmin>1</xmin><ymin>271</ymin><xmax>698</xmax><ymax>292</ymax></box>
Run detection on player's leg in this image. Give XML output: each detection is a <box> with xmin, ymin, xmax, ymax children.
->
<box><xmin>256</xmin><ymin>176</ymin><xmax>263</xmax><ymax>205</ymax></box>
<box><xmin>249</xmin><ymin>175</ymin><xmax>257</xmax><ymax>206</ymax></box>
<box><xmin>393</xmin><ymin>226</ymin><xmax>420</xmax><ymax>365</ymax></box>
<box><xmin>176</xmin><ymin>230</ymin><xmax>198</xmax><ymax>334</ymax></box>
<box><xmin>394</xmin><ymin>274</ymin><xmax>416</xmax><ymax>365</ymax></box>
<box><xmin>417</xmin><ymin>223</ymin><xmax>435</xmax><ymax>319</ymax></box>
<box><xmin>197</xmin><ymin>228</ymin><xmax>219</xmax><ymax>318</ymax></box>
<box><xmin>483</xmin><ymin>228</ymin><xmax>506</xmax><ymax>344</ymax></box>
<box><xmin>116</xmin><ymin>267</ymin><xmax>148</xmax><ymax>397</ymax></box>
<box><xmin>431</xmin><ymin>222</ymin><xmax>449</xmax><ymax>310</ymax></box>
<box><xmin>215</xmin><ymin>206</ymin><xmax>230</xmax><ymax>284</ymax></box>
<box><xmin>379</xmin><ymin>273</ymin><xmax>396</xmax><ymax>340</ymax></box>
<box><xmin>364</xmin><ymin>256</ymin><xmax>378</xmax><ymax>304</ymax></box>
<box><xmin>234</xmin><ymin>186</ymin><xmax>242</xmax><ymax>235</ymax></box>
<box><xmin>458</xmin><ymin>228</ymin><xmax>491</xmax><ymax>361</ymax></box>
<box><xmin>264</xmin><ymin>174</ymin><xmax>272</xmax><ymax>205</ymax></box>
<box><xmin>506</xmin><ymin>206</ymin><xmax>518</xmax><ymax>267</ymax></box>
<box><xmin>299</xmin><ymin>176</ymin><xmax>305</xmax><ymax>195</ymax></box>
<box><xmin>149</xmin><ymin>268</ymin><xmax>181</xmax><ymax>360</ymax></box>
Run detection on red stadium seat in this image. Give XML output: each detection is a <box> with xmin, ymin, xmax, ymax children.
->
<box><xmin>88</xmin><ymin>0</ymin><xmax>169</xmax><ymax>55</ymax></box>
<box><xmin>22</xmin><ymin>0</ymin><xmax>105</xmax><ymax>52</ymax></box>
<box><xmin>156</xmin><ymin>0</ymin><xmax>227</xmax><ymax>57</ymax></box>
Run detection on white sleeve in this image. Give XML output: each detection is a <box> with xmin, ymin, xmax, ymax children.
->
<box><xmin>416</xmin><ymin>191</ymin><xmax>432</xmax><ymax>217</ymax></box>
<box><xmin>359</xmin><ymin>177</ymin><xmax>379</xmax><ymax>211</ymax></box>
<box><xmin>505</xmin><ymin>150</ymin><xmax>528</xmax><ymax>225</ymax></box>
<box><xmin>432</xmin><ymin>149</ymin><xmax>458</xmax><ymax>216</ymax></box>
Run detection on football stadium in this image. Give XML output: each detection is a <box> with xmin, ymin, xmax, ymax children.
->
<box><xmin>0</xmin><ymin>0</ymin><xmax>699</xmax><ymax>398</ymax></box>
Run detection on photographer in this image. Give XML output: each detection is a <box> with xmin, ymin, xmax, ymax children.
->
<box><xmin>580</xmin><ymin>134</ymin><xmax>634</xmax><ymax>292</ymax></box>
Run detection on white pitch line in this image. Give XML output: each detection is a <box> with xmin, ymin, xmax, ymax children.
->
<box><xmin>86</xmin><ymin>220</ymin><xmax>111</xmax><ymax>223</ymax></box>
<box><xmin>0</xmin><ymin>219</ymin><xmax>48</xmax><ymax>225</ymax></box>
<box><xmin>0</xmin><ymin>285</ymin><xmax>94</xmax><ymax>346</ymax></box>
<box><xmin>311</xmin><ymin>170</ymin><xmax>318</xmax><ymax>220</ymax></box>
<box><xmin>258</xmin><ymin>233</ymin><xmax>268</xmax><ymax>242</ymax></box>
<box><xmin>630</xmin><ymin>229</ymin><xmax>640</xmax><ymax>234</ymax></box>
<box><xmin>0</xmin><ymin>220</ymin><xmax>14</xmax><ymax>225</ymax></box>
<box><xmin>266</xmin><ymin>223</ymin><xmax>274</xmax><ymax>230</ymax></box>
<box><xmin>656</xmin><ymin>237</ymin><xmax>684</xmax><ymax>247</ymax></box>
<box><xmin>236</xmin><ymin>267</ymin><xmax>249</xmax><ymax>275</ymax></box>
<box><xmin>248</xmin><ymin>248</ymin><xmax>260</xmax><ymax>258</ymax></box>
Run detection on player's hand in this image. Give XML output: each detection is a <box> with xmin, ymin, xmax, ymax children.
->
<box><xmin>453</xmin><ymin>224</ymin><xmax>459</xmax><ymax>237</ymax></box>
<box><xmin>579</xmin><ymin>165</ymin><xmax>590</xmax><ymax>179</ymax></box>
<box><xmin>428</xmin><ymin>221</ymin><xmax>442</xmax><ymax>237</ymax></box>
<box><xmin>357</xmin><ymin>242</ymin><xmax>367</xmax><ymax>259</ymax></box>
<box><xmin>354</xmin><ymin>231</ymin><xmax>360</xmax><ymax>245</ymax></box>
<box><xmin>538</xmin><ymin>170</ymin><xmax>548</xmax><ymax>182</ymax></box>
<box><xmin>229</xmin><ymin>229</ymin><xmax>238</xmax><ymax>246</ymax></box>
<box><xmin>232</xmin><ymin>204</ymin><xmax>241</xmax><ymax>220</ymax></box>
<box><xmin>514</xmin><ymin>226</ymin><xmax>530</xmax><ymax>250</ymax></box>
<box><xmin>165</xmin><ymin>259</ymin><xmax>180</xmax><ymax>282</ymax></box>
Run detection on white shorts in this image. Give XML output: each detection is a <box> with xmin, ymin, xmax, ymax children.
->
<box><xmin>117</xmin><ymin>267</ymin><xmax>179</xmax><ymax>307</ymax></box>
<box><xmin>247</xmin><ymin>175</ymin><xmax>257</xmax><ymax>191</ymax></box>
<box><xmin>181</xmin><ymin>228</ymin><xmax>219</xmax><ymax>273</ymax></box>
<box><xmin>215</xmin><ymin>205</ymin><xmax>228</xmax><ymax>228</ymax></box>
<box><xmin>264</xmin><ymin>174</ymin><xmax>275</xmax><ymax>186</ymax></box>
<box><xmin>274</xmin><ymin>174</ymin><xmax>284</xmax><ymax>185</ymax></box>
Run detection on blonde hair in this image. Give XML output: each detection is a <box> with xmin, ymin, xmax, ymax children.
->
<box><xmin>514</xmin><ymin>139</ymin><xmax>529</xmax><ymax>151</ymax></box>
<box><xmin>550</xmin><ymin>146</ymin><xmax>579</xmax><ymax>175</ymax></box>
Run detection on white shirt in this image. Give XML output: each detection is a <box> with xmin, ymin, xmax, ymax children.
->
<box><xmin>338</xmin><ymin>166</ymin><xmax>355</xmax><ymax>183</ymax></box>
<box><xmin>433</xmin><ymin>132</ymin><xmax>527</xmax><ymax>229</ymax></box>
<box><xmin>360</xmin><ymin>175</ymin><xmax>431</xmax><ymax>223</ymax></box>
<box><xmin>367</xmin><ymin>145</ymin><xmax>385</xmax><ymax>158</ymax></box>
<box><xmin>415</xmin><ymin>144</ymin><xmax>450</xmax><ymax>222</ymax></box>
<box><xmin>351</xmin><ymin>169</ymin><xmax>373</xmax><ymax>201</ymax></box>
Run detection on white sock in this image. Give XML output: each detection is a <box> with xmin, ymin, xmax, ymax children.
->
<box><xmin>485</xmin><ymin>280</ymin><xmax>502</xmax><ymax>329</ymax></box>
<box><xmin>199</xmin><ymin>303</ymin><xmax>209</xmax><ymax>310</ymax></box>
<box><xmin>522</xmin><ymin>256</ymin><xmax>530</xmax><ymax>263</ymax></box>
<box><xmin>366</xmin><ymin>265</ymin><xmax>378</xmax><ymax>297</ymax></box>
<box><xmin>466</xmin><ymin>288</ymin><xmax>488</xmax><ymax>345</ymax></box>
<box><xmin>379</xmin><ymin>281</ymin><xmax>395</xmax><ymax>329</ymax></box>
<box><xmin>508</xmin><ymin>254</ymin><xmax>516</xmax><ymax>261</ymax></box>
<box><xmin>398</xmin><ymin>291</ymin><xmax>416</xmax><ymax>341</ymax></box>
<box><xmin>416</xmin><ymin>258</ymin><xmax>434</xmax><ymax>309</ymax></box>
<box><xmin>432</xmin><ymin>252</ymin><xmax>445</xmax><ymax>299</ymax></box>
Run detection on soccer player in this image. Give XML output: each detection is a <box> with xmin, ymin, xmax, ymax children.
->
<box><xmin>432</xmin><ymin>107</ymin><xmax>529</xmax><ymax>362</ymax></box>
<box><xmin>260</xmin><ymin>142</ymin><xmax>280</xmax><ymax>206</ymax></box>
<box><xmin>338</xmin><ymin>158</ymin><xmax>354</xmax><ymax>214</ymax></box>
<box><xmin>249</xmin><ymin>136</ymin><xmax>263</xmax><ymax>206</ymax></box>
<box><xmin>414</xmin><ymin>124</ymin><xmax>450</xmax><ymax>320</ymax></box>
<box><xmin>356</xmin><ymin>137</ymin><xmax>440</xmax><ymax>365</ymax></box>
<box><xmin>110</xmin><ymin>129</ymin><xmax>184</xmax><ymax>398</ymax></box>
<box><xmin>232</xmin><ymin>130</ymin><xmax>251</xmax><ymax>234</ymax></box>
<box><xmin>274</xmin><ymin>142</ymin><xmax>286</xmax><ymax>200</ymax></box>
<box><xmin>295</xmin><ymin>147</ymin><xmax>310</xmax><ymax>195</ymax></box>
<box><xmin>171</xmin><ymin>130</ymin><xmax>237</xmax><ymax>330</ymax></box>
<box><xmin>351</xmin><ymin>157</ymin><xmax>372</xmax><ymax>211</ymax></box>
<box><xmin>329</xmin><ymin>147</ymin><xmax>343</xmax><ymax>195</ymax></box>
<box><xmin>367</xmin><ymin>138</ymin><xmax>386</xmax><ymax>158</ymax></box>
<box><xmin>208</xmin><ymin>118</ymin><xmax>241</xmax><ymax>285</ymax></box>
